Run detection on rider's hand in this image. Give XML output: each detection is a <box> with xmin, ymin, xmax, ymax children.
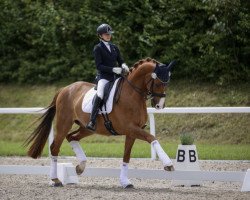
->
<box><xmin>112</xmin><ymin>67</ymin><xmax>122</xmax><ymax>74</ymax></box>
<box><xmin>122</xmin><ymin>63</ymin><xmax>129</xmax><ymax>73</ymax></box>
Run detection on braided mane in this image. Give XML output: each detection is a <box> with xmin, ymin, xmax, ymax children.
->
<box><xmin>130</xmin><ymin>57</ymin><xmax>160</xmax><ymax>71</ymax></box>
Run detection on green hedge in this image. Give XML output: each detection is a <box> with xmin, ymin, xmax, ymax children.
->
<box><xmin>0</xmin><ymin>0</ymin><xmax>249</xmax><ymax>84</ymax></box>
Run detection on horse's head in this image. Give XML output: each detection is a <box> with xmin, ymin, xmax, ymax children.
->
<box><xmin>127</xmin><ymin>58</ymin><xmax>175</xmax><ymax>109</ymax></box>
<box><xmin>147</xmin><ymin>61</ymin><xmax>176</xmax><ymax>109</ymax></box>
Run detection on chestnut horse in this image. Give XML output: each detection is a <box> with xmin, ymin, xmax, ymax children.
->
<box><xmin>25</xmin><ymin>58</ymin><xmax>175</xmax><ymax>188</ymax></box>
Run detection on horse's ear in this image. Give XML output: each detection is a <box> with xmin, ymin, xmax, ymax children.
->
<box><xmin>167</xmin><ymin>60</ymin><xmax>176</xmax><ymax>71</ymax></box>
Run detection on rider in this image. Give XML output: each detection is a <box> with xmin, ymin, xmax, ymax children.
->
<box><xmin>86</xmin><ymin>23</ymin><xmax>129</xmax><ymax>131</ymax></box>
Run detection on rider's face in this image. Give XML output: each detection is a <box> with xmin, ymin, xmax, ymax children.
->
<box><xmin>101</xmin><ymin>33</ymin><xmax>112</xmax><ymax>41</ymax></box>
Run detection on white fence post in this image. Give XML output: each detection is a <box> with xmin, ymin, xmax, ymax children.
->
<box><xmin>148</xmin><ymin>113</ymin><xmax>157</xmax><ymax>160</ymax></box>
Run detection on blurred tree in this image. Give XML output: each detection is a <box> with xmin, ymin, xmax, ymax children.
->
<box><xmin>0</xmin><ymin>0</ymin><xmax>249</xmax><ymax>84</ymax></box>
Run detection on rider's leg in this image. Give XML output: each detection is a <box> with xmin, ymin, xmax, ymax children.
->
<box><xmin>86</xmin><ymin>79</ymin><xmax>109</xmax><ymax>131</ymax></box>
<box><xmin>86</xmin><ymin>95</ymin><xmax>102</xmax><ymax>131</ymax></box>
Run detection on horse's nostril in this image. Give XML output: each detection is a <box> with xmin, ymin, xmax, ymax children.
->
<box><xmin>155</xmin><ymin>104</ymin><xmax>160</xmax><ymax>109</ymax></box>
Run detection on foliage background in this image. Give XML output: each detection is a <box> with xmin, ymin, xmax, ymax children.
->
<box><xmin>0</xmin><ymin>0</ymin><xmax>249</xmax><ymax>84</ymax></box>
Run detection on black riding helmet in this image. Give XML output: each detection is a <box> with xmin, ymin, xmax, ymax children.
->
<box><xmin>97</xmin><ymin>24</ymin><xmax>114</xmax><ymax>35</ymax></box>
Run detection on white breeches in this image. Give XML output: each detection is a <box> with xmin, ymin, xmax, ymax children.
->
<box><xmin>97</xmin><ymin>79</ymin><xmax>109</xmax><ymax>99</ymax></box>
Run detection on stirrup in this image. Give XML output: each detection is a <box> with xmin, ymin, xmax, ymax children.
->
<box><xmin>86</xmin><ymin>121</ymin><xmax>96</xmax><ymax>131</ymax></box>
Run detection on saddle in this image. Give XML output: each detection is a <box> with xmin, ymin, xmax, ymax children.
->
<box><xmin>82</xmin><ymin>78</ymin><xmax>123</xmax><ymax>135</ymax></box>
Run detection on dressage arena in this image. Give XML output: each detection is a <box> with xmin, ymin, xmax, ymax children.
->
<box><xmin>0</xmin><ymin>157</ymin><xmax>250</xmax><ymax>200</ymax></box>
<box><xmin>0</xmin><ymin>108</ymin><xmax>249</xmax><ymax>199</ymax></box>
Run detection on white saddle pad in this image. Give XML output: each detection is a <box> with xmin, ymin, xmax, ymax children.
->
<box><xmin>82</xmin><ymin>78</ymin><xmax>121</xmax><ymax>114</ymax></box>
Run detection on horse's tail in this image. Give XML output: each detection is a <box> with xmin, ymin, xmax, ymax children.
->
<box><xmin>24</xmin><ymin>90</ymin><xmax>61</xmax><ymax>159</ymax></box>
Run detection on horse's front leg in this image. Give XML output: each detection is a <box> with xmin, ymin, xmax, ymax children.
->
<box><xmin>151</xmin><ymin>140</ymin><xmax>174</xmax><ymax>171</ymax></box>
<box><xmin>120</xmin><ymin>135</ymin><xmax>135</xmax><ymax>189</ymax></box>
<box><xmin>129</xmin><ymin>126</ymin><xmax>174</xmax><ymax>171</ymax></box>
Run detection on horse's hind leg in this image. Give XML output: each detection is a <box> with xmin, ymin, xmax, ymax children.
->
<box><xmin>66</xmin><ymin>127</ymin><xmax>93</xmax><ymax>175</ymax></box>
<box><xmin>49</xmin><ymin>115</ymin><xmax>73</xmax><ymax>187</ymax></box>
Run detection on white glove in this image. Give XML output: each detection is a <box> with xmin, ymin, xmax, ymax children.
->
<box><xmin>112</xmin><ymin>67</ymin><xmax>122</xmax><ymax>74</ymax></box>
<box><xmin>122</xmin><ymin>63</ymin><xmax>129</xmax><ymax>72</ymax></box>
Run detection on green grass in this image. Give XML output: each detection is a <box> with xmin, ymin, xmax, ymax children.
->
<box><xmin>1</xmin><ymin>140</ymin><xmax>249</xmax><ymax>160</ymax></box>
<box><xmin>0</xmin><ymin>80</ymin><xmax>249</xmax><ymax>159</ymax></box>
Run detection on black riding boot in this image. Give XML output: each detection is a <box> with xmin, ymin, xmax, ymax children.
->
<box><xmin>86</xmin><ymin>95</ymin><xmax>102</xmax><ymax>131</ymax></box>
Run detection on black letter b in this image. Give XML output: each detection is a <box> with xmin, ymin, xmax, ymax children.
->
<box><xmin>177</xmin><ymin>150</ymin><xmax>185</xmax><ymax>162</ymax></box>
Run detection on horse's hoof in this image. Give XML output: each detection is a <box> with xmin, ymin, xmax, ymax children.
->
<box><xmin>76</xmin><ymin>161</ymin><xmax>86</xmax><ymax>175</ymax></box>
<box><xmin>120</xmin><ymin>180</ymin><xmax>134</xmax><ymax>189</ymax></box>
<box><xmin>164</xmin><ymin>165</ymin><xmax>175</xmax><ymax>171</ymax></box>
<box><xmin>124</xmin><ymin>184</ymin><xmax>134</xmax><ymax>189</ymax></box>
<box><xmin>51</xmin><ymin>182</ymin><xmax>63</xmax><ymax>187</ymax></box>
<box><xmin>50</xmin><ymin>179</ymin><xmax>63</xmax><ymax>187</ymax></box>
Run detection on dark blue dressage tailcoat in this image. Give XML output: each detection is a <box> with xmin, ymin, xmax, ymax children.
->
<box><xmin>93</xmin><ymin>41</ymin><xmax>124</xmax><ymax>81</ymax></box>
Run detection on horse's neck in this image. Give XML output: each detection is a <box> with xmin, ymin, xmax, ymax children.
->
<box><xmin>128</xmin><ymin>62</ymin><xmax>154</xmax><ymax>93</ymax></box>
<box><xmin>120</xmin><ymin>81</ymin><xmax>147</xmax><ymax>114</ymax></box>
<box><xmin>119</xmin><ymin>63</ymin><xmax>153</xmax><ymax>110</ymax></box>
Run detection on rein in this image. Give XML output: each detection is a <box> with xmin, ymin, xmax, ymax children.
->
<box><xmin>123</xmin><ymin>75</ymin><xmax>166</xmax><ymax>100</ymax></box>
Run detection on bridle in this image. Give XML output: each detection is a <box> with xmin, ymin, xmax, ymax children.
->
<box><xmin>121</xmin><ymin>60</ymin><xmax>174</xmax><ymax>101</ymax></box>
<box><xmin>123</xmin><ymin>73</ymin><xmax>168</xmax><ymax>100</ymax></box>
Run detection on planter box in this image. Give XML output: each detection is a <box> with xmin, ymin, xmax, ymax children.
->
<box><xmin>172</xmin><ymin>144</ymin><xmax>202</xmax><ymax>187</ymax></box>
